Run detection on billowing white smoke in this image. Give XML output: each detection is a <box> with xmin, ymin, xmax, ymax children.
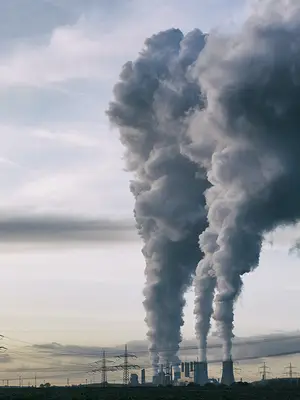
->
<box><xmin>108</xmin><ymin>0</ymin><xmax>300</xmax><ymax>368</ymax></box>
<box><xmin>186</xmin><ymin>0</ymin><xmax>300</xmax><ymax>360</ymax></box>
<box><xmin>107</xmin><ymin>29</ymin><xmax>209</xmax><ymax>372</ymax></box>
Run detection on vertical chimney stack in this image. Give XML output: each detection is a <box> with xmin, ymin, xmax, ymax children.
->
<box><xmin>184</xmin><ymin>362</ymin><xmax>190</xmax><ymax>377</ymax></box>
<box><xmin>190</xmin><ymin>361</ymin><xmax>194</xmax><ymax>372</ymax></box>
<box><xmin>141</xmin><ymin>369</ymin><xmax>146</xmax><ymax>385</ymax></box>
<box><xmin>181</xmin><ymin>362</ymin><xmax>185</xmax><ymax>373</ymax></box>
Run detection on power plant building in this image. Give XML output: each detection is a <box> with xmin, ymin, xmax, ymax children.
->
<box><xmin>130</xmin><ymin>374</ymin><xmax>139</xmax><ymax>386</ymax></box>
<box><xmin>151</xmin><ymin>358</ymin><xmax>235</xmax><ymax>387</ymax></box>
<box><xmin>173</xmin><ymin>370</ymin><xmax>181</xmax><ymax>382</ymax></box>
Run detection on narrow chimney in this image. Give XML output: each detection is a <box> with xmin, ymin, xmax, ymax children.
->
<box><xmin>221</xmin><ymin>359</ymin><xmax>235</xmax><ymax>385</ymax></box>
<box><xmin>141</xmin><ymin>369</ymin><xmax>146</xmax><ymax>385</ymax></box>
<box><xmin>184</xmin><ymin>362</ymin><xmax>190</xmax><ymax>377</ymax></box>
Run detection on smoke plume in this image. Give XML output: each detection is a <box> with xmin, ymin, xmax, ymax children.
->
<box><xmin>107</xmin><ymin>29</ymin><xmax>208</xmax><ymax>371</ymax></box>
<box><xmin>185</xmin><ymin>0</ymin><xmax>300</xmax><ymax>360</ymax></box>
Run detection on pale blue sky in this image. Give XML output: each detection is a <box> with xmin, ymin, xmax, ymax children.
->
<box><xmin>0</xmin><ymin>0</ymin><xmax>300</xmax><ymax>384</ymax></box>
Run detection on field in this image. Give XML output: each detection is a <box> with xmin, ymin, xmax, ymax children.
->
<box><xmin>0</xmin><ymin>383</ymin><xmax>300</xmax><ymax>400</ymax></box>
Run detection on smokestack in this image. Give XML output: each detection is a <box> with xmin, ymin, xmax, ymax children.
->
<box><xmin>181</xmin><ymin>362</ymin><xmax>185</xmax><ymax>373</ymax></box>
<box><xmin>194</xmin><ymin>361</ymin><xmax>208</xmax><ymax>385</ymax></box>
<box><xmin>141</xmin><ymin>369</ymin><xmax>146</xmax><ymax>385</ymax></box>
<box><xmin>184</xmin><ymin>362</ymin><xmax>190</xmax><ymax>377</ymax></box>
<box><xmin>190</xmin><ymin>361</ymin><xmax>194</xmax><ymax>372</ymax></box>
<box><xmin>221</xmin><ymin>360</ymin><xmax>235</xmax><ymax>386</ymax></box>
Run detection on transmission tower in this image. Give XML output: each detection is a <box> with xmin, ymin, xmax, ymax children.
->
<box><xmin>115</xmin><ymin>344</ymin><xmax>140</xmax><ymax>385</ymax></box>
<box><xmin>259</xmin><ymin>362</ymin><xmax>271</xmax><ymax>380</ymax></box>
<box><xmin>90</xmin><ymin>350</ymin><xmax>121</xmax><ymax>385</ymax></box>
<box><xmin>284</xmin><ymin>362</ymin><xmax>297</xmax><ymax>379</ymax></box>
<box><xmin>101</xmin><ymin>350</ymin><xmax>107</xmax><ymax>387</ymax></box>
<box><xmin>233</xmin><ymin>361</ymin><xmax>242</xmax><ymax>379</ymax></box>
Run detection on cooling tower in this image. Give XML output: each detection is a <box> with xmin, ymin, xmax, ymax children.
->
<box><xmin>221</xmin><ymin>359</ymin><xmax>235</xmax><ymax>385</ymax></box>
<box><xmin>194</xmin><ymin>361</ymin><xmax>208</xmax><ymax>385</ymax></box>
<box><xmin>158</xmin><ymin>365</ymin><xmax>165</xmax><ymax>385</ymax></box>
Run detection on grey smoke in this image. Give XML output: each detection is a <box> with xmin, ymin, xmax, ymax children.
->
<box><xmin>289</xmin><ymin>242</ymin><xmax>300</xmax><ymax>256</ymax></box>
<box><xmin>185</xmin><ymin>0</ymin><xmax>300</xmax><ymax>360</ymax></box>
<box><xmin>0</xmin><ymin>214</ymin><xmax>136</xmax><ymax>243</ymax></box>
<box><xmin>107</xmin><ymin>29</ymin><xmax>208</xmax><ymax>371</ymax></box>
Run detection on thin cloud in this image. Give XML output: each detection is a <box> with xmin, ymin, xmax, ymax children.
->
<box><xmin>0</xmin><ymin>213</ymin><xmax>137</xmax><ymax>243</ymax></box>
<box><xmin>31</xmin><ymin>332</ymin><xmax>300</xmax><ymax>363</ymax></box>
<box><xmin>31</xmin><ymin>129</ymin><xmax>101</xmax><ymax>148</ymax></box>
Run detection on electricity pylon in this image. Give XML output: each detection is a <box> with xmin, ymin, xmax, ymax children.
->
<box><xmin>115</xmin><ymin>344</ymin><xmax>139</xmax><ymax>385</ymax></box>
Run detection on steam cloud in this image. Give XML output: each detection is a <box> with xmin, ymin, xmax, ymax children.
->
<box><xmin>108</xmin><ymin>0</ymin><xmax>300</xmax><ymax>370</ymax></box>
<box><xmin>107</xmin><ymin>29</ymin><xmax>209</xmax><ymax>371</ymax></box>
<box><xmin>185</xmin><ymin>0</ymin><xmax>300</xmax><ymax>360</ymax></box>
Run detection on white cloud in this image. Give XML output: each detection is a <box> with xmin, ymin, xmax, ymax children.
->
<box><xmin>10</xmin><ymin>165</ymin><xmax>131</xmax><ymax>217</ymax></box>
<box><xmin>0</xmin><ymin>0</ymin><xmax>250</xmax><ymax>222</ymax></box>
<box><xmin>0</xmin><ymin>121</ymin><xmax>132</xmax><ymax>217</ymax></box>
<box><xmin>0</xmin><ymin>0</ymin><xmax>248</xmax><ymax>88</ymax></box>
<box><xmin>31</xmin><ymin>128</ymin><xmax>101</xmax><ymax>148</ymax></box>
<box><xmin>0</xmin><ymin>23</ymin><xmax>106</xmax><ymax>87</ymax></box>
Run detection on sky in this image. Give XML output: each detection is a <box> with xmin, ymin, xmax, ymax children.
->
<box><xmin>0</xmin><ymin>0</ymin><xmax>300</xmax><ymax>385</ymax></box>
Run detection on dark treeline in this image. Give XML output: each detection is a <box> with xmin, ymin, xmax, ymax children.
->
<box><xmin>1</xmin><ymin>382</ymin><xmax>300</xmax><ymax>400</ymax></box>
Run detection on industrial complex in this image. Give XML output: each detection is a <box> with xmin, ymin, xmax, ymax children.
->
<box><xmin>143</xmin><ymin>359</ymin><xmax>234</xmax><ymax>386</ymax></box>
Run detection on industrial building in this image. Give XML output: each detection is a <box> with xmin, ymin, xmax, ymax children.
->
<box><xmin>151</xmin><ymin>359</ymin><xmax>235</xmax><ymax>386</ymax></box>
